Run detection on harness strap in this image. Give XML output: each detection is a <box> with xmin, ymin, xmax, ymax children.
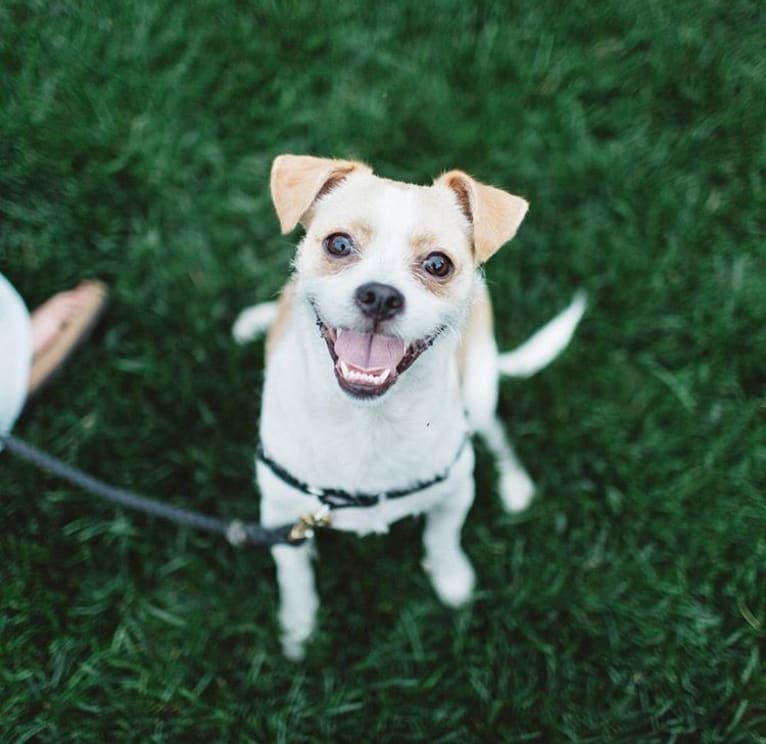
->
<box><xmin>256</xmin><ymin>433</ymin><xmax>471</xmax><ymax>509</ymax></box>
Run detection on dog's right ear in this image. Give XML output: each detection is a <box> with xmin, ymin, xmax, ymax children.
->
<box><xmin>435</xmin><ymin>170</ymin><xmax>529</xmax><ymax>263</ymax></box>
<box><xmin>270</xmin><ymin>155</ymin><xmax>371</xmax><ymax>234</ymax></box>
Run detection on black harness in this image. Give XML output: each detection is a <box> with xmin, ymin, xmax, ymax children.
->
<box><xmin>256</xmin><ymin>434</ymin><xmax>471</xmax><ymax>510</ymax></box>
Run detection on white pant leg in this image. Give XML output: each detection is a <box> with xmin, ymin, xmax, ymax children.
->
<box><xmin>0</xmin><ymin>273</ymin><xmax>31</xmax><ymax>442</ymax></box>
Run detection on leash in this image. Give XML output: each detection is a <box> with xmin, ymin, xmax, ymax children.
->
<box><xmin>0</xmin><ymin>433</ymin><xmax>322</xmax><ymax>547</ymax></box>
<box><xmin>2</xmin><ymin>430</ymin><xmax>470</xmax><ymax>548</ymax></box>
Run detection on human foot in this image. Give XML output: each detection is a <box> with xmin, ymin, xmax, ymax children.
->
<box><xmin>30</xmin><ymin>283</ymin><xmax>96</xmax><ymax>358</ymax></box>
<box><xmin>28</xmin><ymin>281</ymin><xmax>108</xmax><ymax>394</ymax></box>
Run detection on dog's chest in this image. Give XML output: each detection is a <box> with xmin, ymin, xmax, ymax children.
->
<box><xmin>262</xmin><ymin>394</ymin><xmax>464</xmax><ymax>492</ymax></box>
<box><xmin>258</xmin><ymin>329</ymin><xmax>470</xmax><ymax>533</ymax></box>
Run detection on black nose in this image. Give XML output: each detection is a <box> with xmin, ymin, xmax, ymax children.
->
<box><xmin>354</xmin><ymin>282</ymin><xmax>405</xmax><ymax>321</ymax></box>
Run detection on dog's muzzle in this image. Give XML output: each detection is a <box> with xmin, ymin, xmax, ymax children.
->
<box><xmin>314</xmin><ymin>308</ymin><xmax>444</xmax><ymax>400</ymax></box>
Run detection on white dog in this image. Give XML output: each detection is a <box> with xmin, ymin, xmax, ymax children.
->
<box><xmin>233</xmin><ymin>155</ymin><xmax>585</xmax><ymax>659</ymax></box>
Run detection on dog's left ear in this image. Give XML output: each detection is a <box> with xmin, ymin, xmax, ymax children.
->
<box><xmin>270</xmin><ymin>154</ymin><xmax>372</xmax><ymax>234</ymax></box>
<box><xmin>435</xmin><ymin>170</ymin><xmax>529</xmax><ymax>263</ymax></box>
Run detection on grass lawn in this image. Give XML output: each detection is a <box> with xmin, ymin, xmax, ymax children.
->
<box><xmin>1</xmin><ymin>1</ymin><xmax>764</xmax><ymax>741</ymax></box>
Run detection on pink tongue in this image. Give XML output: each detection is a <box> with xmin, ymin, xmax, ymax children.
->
<box><xmin>334</xmin><ymin>329</ymin><xmax>406</xmax><ymax>371</ymax></box>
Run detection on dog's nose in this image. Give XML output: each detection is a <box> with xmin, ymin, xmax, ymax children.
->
<box><xmin>355</xmin><ymin>282</ymin><xmax>405</xmax><ymax>320</ymax></box>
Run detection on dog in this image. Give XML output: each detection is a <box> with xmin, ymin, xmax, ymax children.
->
<box><xmin>233</xmin><ymin>155</ymin><xmax>585</xmax><ymax>659</ymax></box>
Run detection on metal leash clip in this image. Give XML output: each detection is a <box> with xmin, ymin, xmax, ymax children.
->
<box><xmin>288</xmin><ymin>504</ymin><xmax>332</xmax><ymax>543</ymax></box>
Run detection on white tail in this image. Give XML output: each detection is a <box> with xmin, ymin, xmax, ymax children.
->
<box><xmin>498</xmin><ymin>291</ymin><xmax>586</xmax><ymax>378</ymax></box>
<box><xmin>232</xmin><ymin>301</ymin><xmax>279</xmax><ymax>345</ymax></box>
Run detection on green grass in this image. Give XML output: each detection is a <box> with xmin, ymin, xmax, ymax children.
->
<box><xmin>1</xmin><ymin>0</ymin><xmax>764</xmax><ymax>741</ymax></box>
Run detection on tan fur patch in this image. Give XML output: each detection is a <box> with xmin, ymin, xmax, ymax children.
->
<box><xmin>270</xmin><ymin>155</ymin><xmax>372</xmax><ymax>234</ymax></box>
<box><xmin>435</xmin><ymin>170</ymin><xmax>529</xmax><ymax>263</ymax></box>
<box><xmin>456</xmin><ymin>281</ymin><xmax>494</xmax><ymax>378</ymax></box>
<box><xmin>265</xmin><ymin>281</ymin><xmax>296</xmax><ymax>359</ymax></box>
<box><xmin>410</xmin><ymin>231</ymin><xmax>461</xmax><ymax>297</ymax></box>
<box><xmin>316</xmin><ymin>250</ymin><xmax>357</xmax><ymax>276</ymax></box>
<box><xmin>348</xmin><ymin>220</ymin><xmax>373</xmax><ymax>245</ymax></box>
<box><xmin>410</xmin><ymin>231</ymin><xmax>440</xmax><ymax>255</ymax></box>
<box><xmin>312</xmin><ymin>220</ymin><xmax>373</xmax><ymax>276</ymax></box>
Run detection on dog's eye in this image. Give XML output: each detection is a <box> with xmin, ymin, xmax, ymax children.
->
<box><xmin>423</xmin><ymin>252</ymin><xmax>453</xmax><ymax>278</ymax></box>
<box><xmin>324</xmin><ymin>233</ymin><xmax>354</xmax><ymax>257</ymax></box>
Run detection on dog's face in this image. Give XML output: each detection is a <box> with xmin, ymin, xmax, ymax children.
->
<box><xmin>270</xmin><ymin>156</ymin><xmax>528</xmax><ymax>401</ymax></box>
<box><xmin>297</xmin><ymin>173</ymin><xmax>477</xmax><ymax>400</ymax></box>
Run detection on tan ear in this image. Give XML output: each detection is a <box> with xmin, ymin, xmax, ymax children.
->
<box><xmin>270</xmin><ymin>154</ymin><xmax>372</xmax><ymax>234</ymax></box>
<box><xmin>436</xmin><ymin>170</ymin><xmax>529</xmax><ymax>262</ymax></box>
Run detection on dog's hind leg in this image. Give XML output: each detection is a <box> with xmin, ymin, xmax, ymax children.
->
<box><xmin>481</xmin><ymin>292</ymin><xmax>586</xmax><ymax>510</ymax></box>
<box><xmin>460</xmin><ymin>282</ymin><xmax>535</xmax><ymax>512</ymax></box>
<box><xmin>477</xmin><ymin>416</ymin><xmax>535</xmax><ymax>512</ymax></box>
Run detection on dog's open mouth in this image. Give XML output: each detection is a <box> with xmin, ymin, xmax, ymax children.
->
<box><xmin>316</xmin><ymin>319</ymin><xmax>440</xmax><ymax>399</ymax></box>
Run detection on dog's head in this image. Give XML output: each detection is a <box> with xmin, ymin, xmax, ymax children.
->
<box><xmin>271</xmin><ymin>155</ymin><xmax>528</xmax><ymax>400</ymax></box>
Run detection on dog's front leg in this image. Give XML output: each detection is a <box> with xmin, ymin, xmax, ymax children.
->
<box><xmin>271</xmin><ymin>542</ymin><xmax>318</xmax><ymax>660</ymax></box>
<box><xmin>260</xmin><ymin>472</ymin><xmax>320</xmax><ymax>659</ymax></box>
<box><xmin>422</xmin><ymin>476</ymin><xmax>476</xmax><ymax>607</ymax></box>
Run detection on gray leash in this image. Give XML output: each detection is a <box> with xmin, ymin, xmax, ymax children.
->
<box><xmin>1</xmin><ymin>433</ymin><xmax>313</xmax><ymax>547</ymax></box>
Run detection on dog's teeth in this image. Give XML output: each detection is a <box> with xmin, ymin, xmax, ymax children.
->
<box><xmin>338</xmin><ymin>361</ymin><xmax>392</xmax><ymax>387</ymax></box>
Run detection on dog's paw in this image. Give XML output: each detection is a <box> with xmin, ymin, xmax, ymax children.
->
<box><xmin>232</xmin><ymin>302</ymin><xmax>277</xmax><ymax>345</ymax></box>
<box><xmin>281</xmin><ymin>634</ymin><xmax>309</xmax><ymax>661</ymax></box>
<box><xmin>278</xmin><ymin>599</ymin><xmax>317</xmax><ymax>661</ymax></box>
<box><xmin>279</xmin><ymin>618</ymin><xmax>314</xmax><ymax>661</ymax></box>
<box><xmin>499</xmin><ymin>468</ymin><xmax>535</xmax><ymax>513</ymax></box>
<box><xmin>426</xmin><ymin>550</ymin><xmax>476</xmax><ymax>608</ymax></box>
